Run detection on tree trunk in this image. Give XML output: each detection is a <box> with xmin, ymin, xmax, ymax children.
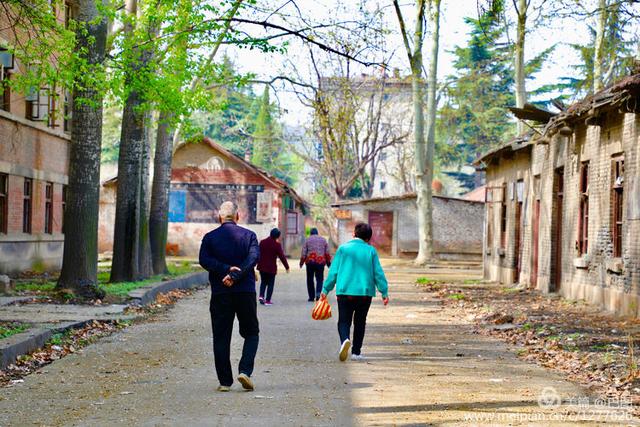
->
<box><xmin>57</xmin><ymin>0</ymin><xmax>108</xmax><ymax>299</ymax></box>
<box><xmin>421</xmin><ymin>0</ymin><xmax>440</xmax><ymax>264</ymax></box>
<box><xmin>593</xmin><ymin>0</ymin><xmax>607</xmax><ymax>92</ymax></box>
<box><xmin>515</xmin><ymin>0</ymin><xmax>527</xmax><ymax>135</ymax></box>
<box><xmin>150</xmin><ymin>111</ymin><xmax>174</xmax><ymax>275</ymax></box>
<box><xmin>408</xmin><ymin>0</ymin><xmax>432</xmax><ymax>266</ymax></box>
<box><xmin>110</xmin><ymin>0</ymin><xmax>155</xmax><ymax>282</ymax></box>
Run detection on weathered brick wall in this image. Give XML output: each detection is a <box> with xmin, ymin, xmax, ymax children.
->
<box><xmin>485</xmin><ymin>110</ymin><xmax>640</xmax><ymax>317</ymax></box>
<box><xmin>335</xmin><ymin>196</ymin><xmax>484</xmax><ymax>259</ymax></box>
<box><xmin>0</xmin><ymin>113</ymin><xmax>69</xmax><ymax>274</ymax></box>
<box><xmin>98</xmin><ymin>140</ymin><xmax>305</xmax><ymax>257</ymax></box>
<box><xmin>484</xmin><ymin>148</ymin><xmax>532</xmax><ymax>284</ymax></box>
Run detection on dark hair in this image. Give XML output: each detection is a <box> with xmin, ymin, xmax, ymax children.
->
<box><xmin>310</xmin><ymin>228</ymin><xmax>318</xmax><ymax>235</ymax></box>
<box><xmin>354</xmin><ymin>223</ymin><xmax>372</xmax><ymax>242</ymax></box>
<box><xmin>270</xmin><ymin>228</ymin><xmax>281</xmax><ymax>239</ymax></box>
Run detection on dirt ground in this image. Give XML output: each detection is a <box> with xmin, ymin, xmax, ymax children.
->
<box><xmin>0</xmin><ymin>267</ymin><xmax>635</xmax><ymax>426</ymax></box>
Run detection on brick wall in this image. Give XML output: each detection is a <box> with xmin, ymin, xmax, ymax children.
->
<box><xmin>485</xmin><ymin>110</ymin><xmax>640</xmax><ymax>317</ymax></box>
<box><xmin>0</xmin><ymin>114</ymin><xmax>68</xmax><ymax>275</ymax></box>
<box><xmin>334</xmin><ymin>196</ymin><xmax>484</xmax><ymax>260</ymax></box>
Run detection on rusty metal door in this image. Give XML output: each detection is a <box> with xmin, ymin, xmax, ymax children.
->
<box><xmin>531</xmin><ymin>200</ymin><xmax>540</xmax><ymax>288</ymax></box>
<box><xmin>368</xmin><ymin>211</ymin><xmax>393</xmax><ymax>255</ymax></box>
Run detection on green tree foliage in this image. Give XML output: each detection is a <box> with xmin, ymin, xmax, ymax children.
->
<box><xmin>437</xmin><ymin>2</ymin><xmax>515</xmax><ymax>166</ymax></box>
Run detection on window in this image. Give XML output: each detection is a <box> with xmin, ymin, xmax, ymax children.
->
<box><xmin>380</xmin><ymin>181</ymin><xmax>386</xmax><ymax>190</ymax></box>
<box><xmin>286</xmin><ymin>211</ymin><xmax>298</xmax><ymax>235</ymax></box>
<box><xmin>500</xmin><ymin>184</ymin><xmax>507</xmax><ymax>249</ymax></box>
<box><xmin>612</xmin><ymin>155</ymin><xmax>624</xmax><ymax>257</ymax></box>
<box><xmin>62</xmin><ymin>185</ymin><xmax>67</xmax><ymax>233</ymax></box>
<box><xmin>63</xmin><ymin>90</ymin><xmax>71</xmax><ymax>132</ymax></box>
<box><xmin>1</xmin><ymin>73</ymin><xmax>10</xmax><ymax>112</ymax></box>
<box><xmin>64</xmin><ymin>1</ymin><xmax>75</xmax><ymax>28</ymax></box>
<box><xmin>45</xmin><ymin>182</ymin><xmax>53</xmax><ymax>234</ymax></box>
<box><xmin>0</xmin><ymin>174</ymin><xmax>7</xmax><ymax>234</ymax></box>
<box><xmin>23</xmin><ymin>178</ymin><xmax>32</xmax><ymax>234</ymax></box>
<box><xmin>26</xmin><ymin>85</ymin><xmax>58</xmax><ymax>128</ymax></box>
<box><xmin>578</xmin><ymin>162</ymin><xmax>589</xmax><ymax>255</ymax></box>
<box><xmin>486</xmin><ymin>204</ymin><xmax>493</xmax><ymax>249</ymax></box>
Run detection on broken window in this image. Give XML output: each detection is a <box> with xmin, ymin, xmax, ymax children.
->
<box><xmin>612</xmin><ymin>155</ymin><xmax>624</xmax><ymax>258</ymax></box>
<box><xmin>578</xmin><ymin>162</ymin><xmax>589</xmax><ymax>256</ymax></box>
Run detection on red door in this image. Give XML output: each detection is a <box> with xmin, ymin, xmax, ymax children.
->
<box><xmin>368</xmin><ymin>211</ymin><xmax>393</xmax><ymax>255</ymax></box>
<box><xmin>531</xmin><ymin>200</ymin><xmax>540</xmax><ymax>288</ymax></box>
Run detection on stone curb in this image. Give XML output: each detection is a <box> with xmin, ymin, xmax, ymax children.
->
<box><xmin>127</xmin><ymin>271</ymin><xmax>209</xmax><ymax>306</ymax></box>
<box><xmin>0</xmin><ymin>320</ymin><xmax>91</xmax><ymax>370</ymax></box>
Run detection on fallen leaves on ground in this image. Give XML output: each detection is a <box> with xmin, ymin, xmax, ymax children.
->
<box><xmin>419</xmin><ymin>281</ymin><xmax>640</xmax><ymax>413</ymax></box>
<box><xmin>0</xmin><ymin>320</ymin><xmax>126</xmax><ymax>387</ymax></box>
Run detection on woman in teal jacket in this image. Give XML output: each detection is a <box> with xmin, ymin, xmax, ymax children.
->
<box><xmin>321</xmin><ymin>223</ymin><xmax>389</xmax><ymax>361</ymax></box>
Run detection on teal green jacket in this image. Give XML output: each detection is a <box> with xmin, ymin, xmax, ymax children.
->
<box><xmin>322</xmin><ymin>238</ymin><xmax>389</xmax><ymax>298</ymax></box>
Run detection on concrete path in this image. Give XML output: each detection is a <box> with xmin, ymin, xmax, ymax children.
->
<box><xmin>0</xmin><ymin>303</ymin><xmax>131</xmax><ymax>324</ymax></box>
<box><xmin>0</xmin><ymin>268</ymin><xmax>630</xmax><ymax>426</ymax></box>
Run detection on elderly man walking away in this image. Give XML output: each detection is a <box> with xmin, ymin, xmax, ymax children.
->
<box><xmin>300</xmin><ymin>228</ymin><xmax>331</xmax><ymax>302</ymax></box>
<box><xmin>199</xmin><ymin>201</ymin><xmax>260</xmax><ymax>392</ymax></box>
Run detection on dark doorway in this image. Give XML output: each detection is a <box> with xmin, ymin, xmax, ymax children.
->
<box><xmin>531</xmin><ymin>199</ymin><xmax>541</xmax><ymax>288</ymax></box>
<box><xmin>551</xmin><ymin>169</ymin><xmax>564</xmax><ymax>291</ymax></box>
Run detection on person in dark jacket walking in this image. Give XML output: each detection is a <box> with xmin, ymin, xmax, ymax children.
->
<box><xmin>199</xmin><ymin>201</ymin><xmax>260</xmax><ymax>392</ymax></box>
<box><xmin>257</xmin><ymin>228</ymin><xmax>290</xmax><ymax>305</ymax></box>
<box><xmin>300</xmin><ymin>228</ymin><xmax>331</xmax><ymax>301</ymax></box>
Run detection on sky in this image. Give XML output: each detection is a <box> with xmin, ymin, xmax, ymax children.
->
<box><xmin>220</xmin><ymin>0</ymin><xmax>634</xmax><ymax>127</ymax></box>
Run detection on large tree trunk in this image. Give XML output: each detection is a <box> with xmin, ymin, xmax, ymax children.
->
<box><xmin>515</xmin><ymin>0</ymin><xmax>527</xmax><ymax>135</ymax></box>
<box><xmin>150</xmin><ymin>111</ymin><xmax>174</xmax><ymax>275</ymax></box>
<box><xmin>420</xmin><ymin>0</ymin><xmax>440</xmax><ymax>264</ymax></box>
<box><xmin>593</xmin><ymin>0</ymin><xmax>607</xmax><ymax>92</ymax></box>
<box><xmin>57</xmin><ymin>0</ymin><xmax>108</xmax><ymax>299</ymax></box>
<box><xmin>407</xmin><ymin>0</ymin><xmax>432</xmax><ymax>266</ymax></box>
<box><xmin>110</xmin><ymin>0</ymin><xmax>154</xmax><ymax>282</ymax></box>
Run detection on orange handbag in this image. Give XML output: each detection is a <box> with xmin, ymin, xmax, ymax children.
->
<box><xmin>311</xmin><ymin>298</ymin><xmax>332</xmax><ymax>320</ymax></box>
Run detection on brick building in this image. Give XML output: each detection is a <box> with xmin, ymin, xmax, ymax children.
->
<box><xmin>99</xmin><ymin>137</ymin><xmax>307</xmax><ymax>257</ymax></box>
<box><xmin>0</xmin><ymin>6</ymin><xmax>72</xmax><ymax>274</ymax></box>
<box><xmin>478</xmin><ymin>74</ymin><xmax>640</xmax><ymax>317</ymax></box>
<box><xmin>331</xmin><ymin>194</ymin><xmax>484</xmax><ymax>260</ymax></box>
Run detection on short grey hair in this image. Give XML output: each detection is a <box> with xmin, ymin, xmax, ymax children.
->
<box><xmin>218</xmin><ymin>201</ymin><xmax>237</xmax><ymax>221</ymax></box>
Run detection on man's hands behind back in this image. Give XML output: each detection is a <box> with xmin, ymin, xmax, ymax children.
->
<box><xmin>223</xmin><ymin>266</ymin><xmax>241</xmax><ymax>287</ymax></box>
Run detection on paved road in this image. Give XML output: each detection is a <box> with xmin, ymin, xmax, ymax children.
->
<box><xmin>0</xmin><ymin>268</ymin><xmax>625</xmax><ymax>426</ymax></box>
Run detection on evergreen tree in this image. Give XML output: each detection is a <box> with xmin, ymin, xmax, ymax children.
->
<box><xmin>251</xmin><ymin>86</ymin><xmax>279</xmax><ymax>167</ymax></box>
<box><xmin>438</xmin><ymin>2</ymin><xmax>516</xmax><ymax>165</ymax></box>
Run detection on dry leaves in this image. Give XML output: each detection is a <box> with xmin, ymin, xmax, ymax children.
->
<box><xmin>420</xmin><ymin>281</ymin><xmax>640</xmax><ymax>412</ymax></box>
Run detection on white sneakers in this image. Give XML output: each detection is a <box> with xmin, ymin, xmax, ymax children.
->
<box><xmin>237</xmin><ymin>373</ymin><xmax>254</xmax><ymax>391</ymax></box>
<box><xmin>339</xmin><ymin>339</ymin><xmax>351</xmax><ymax>362</ymax></box>
<box><xmin>350</xmin><ymin>354</ymin><xmax>365</xmax><ymax>361</ymax></box>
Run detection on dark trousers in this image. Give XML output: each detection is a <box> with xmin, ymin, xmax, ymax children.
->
<box><xmin>259</xmin><ymin>272</ymin><xmax>276</xmax><ymax>301</ymax></box>
<box><xmin>306</xmin><ymin>264</ymin><xmax>325</xmax><ymax>299</ymax></box>
<box><xmin>210</xmin><ymin>292</ymin><xmax>259</xmax><ymax>386</ymax></box>
<box><xmin>337</xmin><ymin>295</ymin><xmax>372</xmax><ymax>356</ymax></box>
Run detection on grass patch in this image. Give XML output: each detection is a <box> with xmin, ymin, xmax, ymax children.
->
<box><xmin>448</xmin><ymin>293</ymin><xmax>465</xmax><ymax>300</ymax></box>
<box><xmin>0</xmin><ymin>322</ymin><xmax>30</xmax><ymax>339</ymax></box>
<box><xmin>14</xmin><ymin>281</ymin><xmax>56</xmax><ymax>293</ymax></box>
<box><xmin>462</xmin><ymin>279</ymin><xmax>482</xmax><ymax>285</ymax></box>
<box><xmin>15</xmin><ymin>261</ymin><xmax>202</xmax><ymax>299</ymax></box>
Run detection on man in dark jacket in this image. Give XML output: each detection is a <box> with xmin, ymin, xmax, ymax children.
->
<box><xmin>199</xmin><ymin>201</ymin><xmax>260</xmax><ymax>392</ymax></box>
<box><xmin>257</xmin><ymin>228</ymin><xmax>290</xmax><ymax>305</ymax></box>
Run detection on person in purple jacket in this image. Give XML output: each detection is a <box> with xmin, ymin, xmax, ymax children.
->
<box><xmin>199</xmin><ymin>201</ymin><xmax>260</xmax><ymax>392</ymax></box>
<box><xmin>257</xmin><ymin>228</ymin><xmax>290</xmax><ymax>306</ymax></box>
